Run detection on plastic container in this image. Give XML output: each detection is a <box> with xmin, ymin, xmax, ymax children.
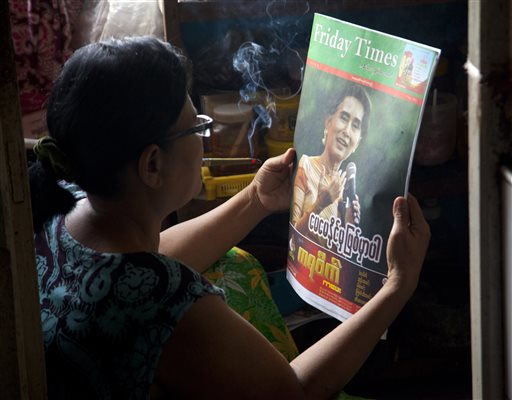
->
<box><xmin>414</xmin><ymin>92</ymin><xmax>457</xmax><ymax>166</ymax></box>
<box><xmin>201</xmin><ymin>167</ymin><xmax>255</xmax><ymax>200</ymax></box>
<box><xmin>212</xmin><ymin>103</ymin><xmax>254</xmax><ymax>156</ymax></box>
<box><xmin>265</xmin><ymin>135</ymin><xmax>293</xmax><ymax>158</ymax></box>
<box><xmin>211</xmin><ymin>103</ymin><xmax>261</xmax><ymax>175</ymax></box>
<box><xmin>268</xmin><ymin>95</ymin><xmax>300</xmax><ymax>142</ymax></box>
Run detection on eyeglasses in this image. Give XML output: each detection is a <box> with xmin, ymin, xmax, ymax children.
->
<box><xmin>172</xmin><ymin>114</ymin><xmax>213</xmax><ymax>140</ymax></box>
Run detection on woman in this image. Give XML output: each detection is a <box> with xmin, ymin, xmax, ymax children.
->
<box><xmin>30</xmin><ymin>36</ymin><xmax>430</xmax><ymax>399</ymax></box>
<box><xmin>292</xmin><ymin>85</ymin><xmax>371</xmax><ymax>241</ymax></box>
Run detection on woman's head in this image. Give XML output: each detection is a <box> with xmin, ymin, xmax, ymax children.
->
<box><xmin>323</xmin><ymin>85</ymin><xmax>372</xmax><ymax>162</ymax></box>
<box><xmin>46</xmin><ymin>36</ymin><xmax>192</xmax><ymax>195</ymax></box>
<box><xmin>30</xmin><ymin>36</ymin><xmax>193</xmax><ymax>231</ymax></box>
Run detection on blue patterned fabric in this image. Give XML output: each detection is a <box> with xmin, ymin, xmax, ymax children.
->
<box><xmin>35</xmin><ymin>214</ymin><xmax>224</xmax><ymax>399</ymax></box>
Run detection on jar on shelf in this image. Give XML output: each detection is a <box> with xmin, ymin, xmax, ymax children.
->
<box><xmin>265</xmin><ymin>135</ymin><xmax>293</xmax><ymax>158</ymax></box>
<box><xmin>268</xmin><ymin>95</ymin><xmax>301</xmax><ymax>142</ymax></box>
<box><xmin>211</xmin><ymin>103</ymin><xmax>259</xmax><ymax>175</ymax></box>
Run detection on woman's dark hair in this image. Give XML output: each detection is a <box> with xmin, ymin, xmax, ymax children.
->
<box><xmin>29</xmin><ymin>36</ymin><xmax>191</xmax><ymax>232</ymax></box>
<box><xmin>328</xmin><ymin>84</ymin><xmax>372</xmax><ymax>138</ymax></box>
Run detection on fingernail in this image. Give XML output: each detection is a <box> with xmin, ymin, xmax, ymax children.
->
<box><xmin>394</xmin><ymin>198</ymin><xmax>407</xmax><ymax>214</ymax></box>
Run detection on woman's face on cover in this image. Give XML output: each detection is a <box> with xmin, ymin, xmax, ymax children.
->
<box><xmin>324</xmin><ymin>95</ymin><xmax>364</xmax><ymax>162</ymax></box>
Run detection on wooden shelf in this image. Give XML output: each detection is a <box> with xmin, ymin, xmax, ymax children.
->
<box><xmin>173</xmin><ymin>0</ymin><xmax>466</xmax><ymax>22</ymax></box>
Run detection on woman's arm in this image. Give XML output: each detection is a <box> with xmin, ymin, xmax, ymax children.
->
<box><xmin>159</xmin><ymin>149</ymin><xmax>295</xmax><ymax>272</ymax></box>
<box><xmin>291</xmin><ymin>195</ymin><xmax>429</xmax><ymax>396</ymax></box>
<box><xmin>153</xmin><ymin>195</ymin><xmax>430</xmax><ymax>399</ymax></box>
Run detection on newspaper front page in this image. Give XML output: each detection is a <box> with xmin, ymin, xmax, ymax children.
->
<box><xmin>287</xmin><ymin>13</ymin><xmax>440</xmax><ymax>322</ymax></box>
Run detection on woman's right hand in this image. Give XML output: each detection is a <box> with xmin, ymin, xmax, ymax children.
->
<box><xmin>315</xmin><ymin>166</ymin><xmax>347</xmax><ymax>212</ymax></box>
<box><xmin>385</xmin><ymin>194</ymin><xmax>431</xmax><ymax>296</ymax></box>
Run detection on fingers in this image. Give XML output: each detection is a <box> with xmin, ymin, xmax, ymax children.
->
<box><xmin>279</xmin><ymin>148</ymin><xmax>295</xmax><ymax>166</ymax></box>
<box><xmin>392</xmin><ymin>196</ymin><xmax>410</xmax><ymax>229</ymax></box>
<box><xmin>264</xmin><ymin>148</ymin><xmax>295</xmax><ymax>168</ymax></box>
<box><xmin>391</xmin><ymin>194</ymin><xmax>431</xmax><ymax>251</ymax></box>
<box><xmin>352</xmin><ymin>199</ymin><xmax>360</xmax><ymax>215</ymax></box>
<box><xmin>352</xmin><ymin>200</ymin><xmax>361</xmax><ymax>225</ymax></box>
<box><xmin>385</xmin><ymin>194</ymin><xmax>431</xmax><ymax>295</ymax></box>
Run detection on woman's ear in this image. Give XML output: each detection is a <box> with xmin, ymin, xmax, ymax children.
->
<box><xmin>138</xmin><ymin>144</ymin><xmax>164</xmax><ymax>188</ymax></box>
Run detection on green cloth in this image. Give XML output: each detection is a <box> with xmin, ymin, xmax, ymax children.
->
<box><xmin>205</xmin><ymin>247</ymin><xmax>374</xmax><ymax>400</ymax></box>
<box><xmin>204</xmin><ymin>247</ymin><xmax>299</xmax><ymax>361</ymax></box>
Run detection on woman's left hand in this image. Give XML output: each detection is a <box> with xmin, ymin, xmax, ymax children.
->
<box><xmin>352</xmin><ymin>194</ymin><xmax>361</xmax><ymax>225</ymax></box>
<box><xmin>344</xmin><ymin>194</ymin><xmax>361</xmax><ymax>225</ymax></box>
<box><xmin>250</xmin><ymin>148</ymin><xmax>296</xmax><ymax>213</ymax></box>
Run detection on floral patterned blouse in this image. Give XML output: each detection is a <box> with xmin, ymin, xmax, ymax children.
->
<box><xmin>35</xmin><ymin>214</ymin><xmax>224</xmax><ymax>399</ymax></box>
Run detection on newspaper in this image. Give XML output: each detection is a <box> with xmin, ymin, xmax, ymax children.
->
<box><xmin>287</xmin><ymin>14</ymin><xmax>440</xmax><ymax>322</ymax></box>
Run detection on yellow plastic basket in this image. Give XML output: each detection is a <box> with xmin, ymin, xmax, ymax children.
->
<box><xmin>201</xmin><ymin>167</ymin><xmax>256</xmax><ymax>200</ymax></box>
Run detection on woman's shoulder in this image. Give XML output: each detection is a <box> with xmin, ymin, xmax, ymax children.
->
<box><xmin>297</xmin><ymin>154</ymin><xmax>323</xmax><ymax>180</ymax></box>
<box><xmin>298</xmin><ymin>154</ymin><xmax>321</xmax><ymax>168</ymax></box>
<box><xmin>90</xmin><ymin>252</ymin><xmax>226</xmax><ymax>325</ymax></box>
<box><xmin>36</xmin><ymin>218</ymin><xmax>224</xmax><ymax>311</ymax></box>
<box><xmin>298</xmin><ymin>153</ymin><xmax>310</xmax><ymax>165</ymax></box>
